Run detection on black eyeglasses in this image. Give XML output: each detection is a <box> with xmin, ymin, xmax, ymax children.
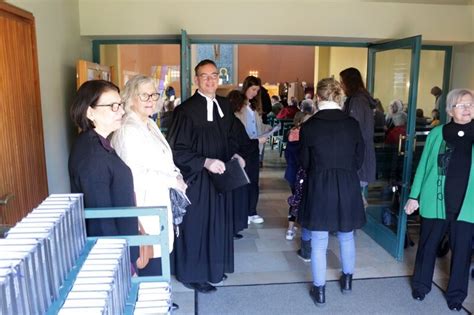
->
<box><xmin>95</xmin><ymin>102</ymin><xmax>124</xmax><ymax>112</ymax></box>
<box><xmin>138</xmin><ymin>93</ymin><xmax>160</xmax><ymax>102</ymax></box>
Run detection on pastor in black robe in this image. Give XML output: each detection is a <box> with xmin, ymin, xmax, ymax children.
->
<box><xmin>167</xmin><ymin>92</ymin><xmax>238</xmax><ymax>284</ymax></box>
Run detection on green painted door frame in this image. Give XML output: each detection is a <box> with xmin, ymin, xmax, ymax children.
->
<box><xmin>181</xmin><ymin>30</ymin><xmax>191</xmax><ymax>100</ymax></box>
<box><xmin>366</xmin><ymin>35</ymin><xmax>422</xmax><ymax>261</ymax></box>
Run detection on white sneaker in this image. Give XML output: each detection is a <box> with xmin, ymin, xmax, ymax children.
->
<box><xmin>285</xmin><ymin>227</ymin><xmax>296</xmax><ymax>240</ymax></box>
<box><xmin>248</xmin><ymin>215</ymin><xmax>264</xmax><ymax>224</ymax></box>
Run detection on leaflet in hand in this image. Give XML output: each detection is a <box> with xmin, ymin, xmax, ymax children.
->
<box><xmin>259</xmin><ymin>125</ymin><xmax>281</xmax><ymax>138</ymax></box>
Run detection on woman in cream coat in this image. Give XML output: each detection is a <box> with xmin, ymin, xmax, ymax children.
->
<box><xmin>112</xmin><ymin>75</ymin><xmax>187</xmax><ymax>276</ymax></box>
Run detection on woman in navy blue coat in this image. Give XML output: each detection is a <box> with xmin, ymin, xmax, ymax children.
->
<box><xmin>299</xmin><ymin>78</ymin><xmax>366</xmax><ymax>307</ymax></box>
<box><xmin>68</xmin><ymin>80</ymin><xmax>139</xmax><ymax>266</ymax></box>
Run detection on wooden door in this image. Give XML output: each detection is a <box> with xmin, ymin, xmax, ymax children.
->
<box><xmin>0</xmin><ymin>3</ymin><xmax>48</xmax><ymax>226</ymax></box>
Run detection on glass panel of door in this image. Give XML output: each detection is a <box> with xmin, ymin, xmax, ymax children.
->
<box><xmin>365</xmin><ymin>36</ymin><xmax>421</xmax><ymax>261</ymax></box>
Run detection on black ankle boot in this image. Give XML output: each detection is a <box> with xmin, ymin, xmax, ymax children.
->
<box><xmin>340</xmin><ymin>273</ymin><xmax>352</xmax><ymax>294</ymax></box>
<box><xmin>310</xmin><ymin>285</ymin><xmax>326</xmax><ymax>306</ymax></box>
<box><xmin>297</xmin><ymin>239</ymin><xmax>312</xmax><ymax>262</ymax></box>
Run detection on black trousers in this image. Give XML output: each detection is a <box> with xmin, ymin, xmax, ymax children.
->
<box><xmin>413</xmin><ymin>217</ymin><xmax>473</xmax><ymax>304</ymax></box>
<box><xmin>246</xmin><ymin>150</ymin><xmax>260</xmax><ymax>217</ymax></box>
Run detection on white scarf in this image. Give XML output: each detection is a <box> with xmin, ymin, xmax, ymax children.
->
<box><xmin>317</xmin><ymin>100</ymin><xmax>341</xmax><ymax>111</ymax></box>
<box><xmin>198</xmin><ymin>90</ymin><xmax>224</xmax><ymax>122</ymax></box>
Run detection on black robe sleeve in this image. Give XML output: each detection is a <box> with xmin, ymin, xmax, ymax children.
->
<box><xmin>167</xmin><ymin>106</ymin><xmax>207</xmax><ymax>181</ymax></box>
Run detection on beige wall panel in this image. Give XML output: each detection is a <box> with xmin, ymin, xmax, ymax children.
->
<box><xmin>78</xmin><ymin>1</ymin><xmax>473</xmax><ymax>43</ymax></box>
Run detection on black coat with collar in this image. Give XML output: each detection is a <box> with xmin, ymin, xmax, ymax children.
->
<box><xmin>298</xmin><ymin>109</ymin><xmax>366</xmax><ymax>232</ymax></box>
<box><xmin>68</xmin><ymin>129</ymin><xmax>139</xmax><ymax>263</ymax></box>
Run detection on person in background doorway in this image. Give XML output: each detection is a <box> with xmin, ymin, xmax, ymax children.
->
<box><xmin>299</xmin><ymin>77</ymin><xmax>366</xmax><ymax>307</ymax></box>
<box><xmin>159</xmin><ymin>100</ymin><xmax>175</xmax><ymax>131</ymax></box>
<box><xmin>259</xmin><ymin>81</ymin><xmax>273</xmax><ymax>124</ymax></box>
<box><xmin>271</xmin><ymin>95</ymin><xmax>284</xmax><ymax>116</ymax></box>
<box><xmin>68</xmin><ymin>80</ymin><xmax>139</xmax><ymax>267</ymax></box>
<box><xmin>416</xmin><ymin>108</ymin><xmax>428</xmax><ymax>127</ymax></box>
<box><xmin>277</xmin><ymin>96</ymin><xmax>299</xmax><ymax>119</ymax></box>
<box><xmin>234</xmin><ymin>76</ymin><xmax>271</xmax><ymax>225</ymax></box>
<box><xmin>340</xmin><ymin>67</ymin><xmax>376</xmax><ymax>207</ymax></box>
<box><xmin>404</xmin><ymin>88</ymin><xmax>474</xmax><ymax>312</ymax></box>
<box><xmin>384</xmin><ymin>112</ymin><xmax>407</xmax><ymax>145</ymax></box>
<box><xmin>430</xmin><ymin>108</ymin><xmax>441</xmax><ymax>127</ymax></box>
<box><xmin>373</xmin><ymin>98</ymin><xmax>385</xmax><ymax>131</ymax></box>
<box><xmin>431</xmin><ymin>86</ymin><xmax>443</xmax><ymax>111</ymax></box>
<box><xmin>385</xmin><ymin>99</ymin><xmax>408</xmax><ymax>136</ymax></box>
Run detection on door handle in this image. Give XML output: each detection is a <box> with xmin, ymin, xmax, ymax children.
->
<box><xmin>0</xmin><ymin>194</ymin><xmax>14</xmax><ymax>205</ymax></box>
<box><xmin>398</xmin><ymin>135</ymin><xmax>406</xmax><ymax>156</ymax></box>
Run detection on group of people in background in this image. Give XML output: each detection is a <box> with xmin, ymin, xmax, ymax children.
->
<box><xmin>67</xmin><ymin>60</ymin><xmax>473</xmax><ymax>311</ymax></box>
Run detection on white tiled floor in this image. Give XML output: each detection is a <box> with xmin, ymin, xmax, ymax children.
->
<box><xmin>172</xmin><ymin>149</ymin><xmax>474</xmax><ymax>314</ymax></box>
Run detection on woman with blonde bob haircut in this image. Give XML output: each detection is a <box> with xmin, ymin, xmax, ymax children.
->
<box><xmin>111</xmin><ymin>75</ymin><xmax>187</xmax><ymax>279</ymax></box>
<box><xmin>298</xmin><ymin>78</ymin><xmax>366</xmax><ymax>307</ymax></box>
<box><xmin>404</xmin><ymin>88</ymin><xmax>474</xmax><ymax>311</ymax></box>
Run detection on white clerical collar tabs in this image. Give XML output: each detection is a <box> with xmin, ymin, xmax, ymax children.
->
<box><xmin>198</xmin><ymin>90</ymin><xmax>224</xmax><ymax>122</ymax></box>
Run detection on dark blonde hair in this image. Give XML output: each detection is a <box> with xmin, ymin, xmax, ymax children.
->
<box><xmin>316</xmin><ymin>78</ymin><xmax>344</xmax><ymax>106</ymax></box>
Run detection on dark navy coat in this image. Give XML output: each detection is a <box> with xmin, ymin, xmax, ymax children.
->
<box><xmin>298</xmin><ymin>109</ymin><xmax>366</xmax><ymax>232</ymax></box>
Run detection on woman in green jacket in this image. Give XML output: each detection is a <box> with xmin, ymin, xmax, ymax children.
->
<box><xmin>405</xmin><ymin>88</ymin><xmax>474</xmax><ymax>312</ymax></box>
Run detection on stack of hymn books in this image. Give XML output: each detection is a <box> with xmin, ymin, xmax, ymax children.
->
<box><xmin>58</xmin><ymin>239</ymin><xmax>132</xmax><ymax>315</ymax></box>
<box><xmin>0</xmin><ymin>194</ymin><xmax>85</xmax><ymax>315</ymax></box>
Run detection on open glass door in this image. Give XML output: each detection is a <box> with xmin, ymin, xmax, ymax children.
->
<box><xmin>364</xmin><ymin>35</ymin><xmax>421</xmax><ymax>261</ymax></box>
<box><xmin>180</xmin><ymin>29</ymin><xmax>191</xmax><ymax>100</ymax></box>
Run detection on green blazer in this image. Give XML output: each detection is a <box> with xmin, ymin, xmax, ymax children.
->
<box><xmin>409</xmin><ymin>125</ymin><xmax>474</xmax><ymax>223</ymax></box>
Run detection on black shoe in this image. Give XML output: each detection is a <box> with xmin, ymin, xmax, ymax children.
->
<box><xmin>340</xmin><ymin>273</ymin><xmax>352</xmax><ymax>294</ymax></box>
<box><xmin>183</xmin><ymin>282</ymin><xmax>217</xmax><ymax>293</ymax></box>
<box><xmin>171</xmin><ymin>303</ymin><xmax>179</xmax><ymax>311</ymax></box>
<box><xmin>412</xmin><ymin>289</ymin><xmax>425</xmax><ymax>301</ymax></box>
<box><xmin>209</xmin><ymin>274</ymin><xmax>228</xmax><ymax>284</ymax></box>
<box><xmin>309</xmin><ymin>285</ymin><xmax>325</xmax><ymax>306</ymax></box>
<box><xmin>297</xmin><ymin>239</ymin><xmax>312</xmax><ymax>262</ymax></box>
<box><xmin>448</xmin><ymin>301</ymin><xmax>463</xmax><ymax>312</ymax></box>
<box><xmin>233</xmin><ymin>233</ymin><xmax>243</xmax><ymax>240</ymax></box>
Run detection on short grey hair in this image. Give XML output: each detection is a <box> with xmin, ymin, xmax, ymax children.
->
<box><xmin>446</xmin><ymin>89</ymin><xmax>473</xmax><ymax>112</ymax></box>
<box><xmin>121</xmin><ymin>75</ymin><xmax>157</xmax><ymax>113</ymax></box>
<box><xmin>388</xmin><ymin>99</ymin><xmax>404</xmax><ymax>114</ymax></box>
<box><xmin>301</xmin><ymin>99</ymin><xmax>315</xmax><ymax>114</ymax></box>
<box><xmin>391</xmin><ymin>112</ymin><xmax>407</xmax><ymax>127</ymax></box>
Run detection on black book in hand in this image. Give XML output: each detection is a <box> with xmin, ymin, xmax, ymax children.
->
<box><xmin>209</xmin><ymin>158</ymin><xmax>250</xmax><ymax>193</ymax></box>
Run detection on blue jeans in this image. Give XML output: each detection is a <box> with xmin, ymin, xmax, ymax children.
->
<box><xmin>301</xmin><ymin>227</ymin><xmax>311</xmax><ymax>241</ymax></box>
<box><xmin>311</xmin><ymin>230</ymin><xmax>355</xmax><ymax>286</ymax></box>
